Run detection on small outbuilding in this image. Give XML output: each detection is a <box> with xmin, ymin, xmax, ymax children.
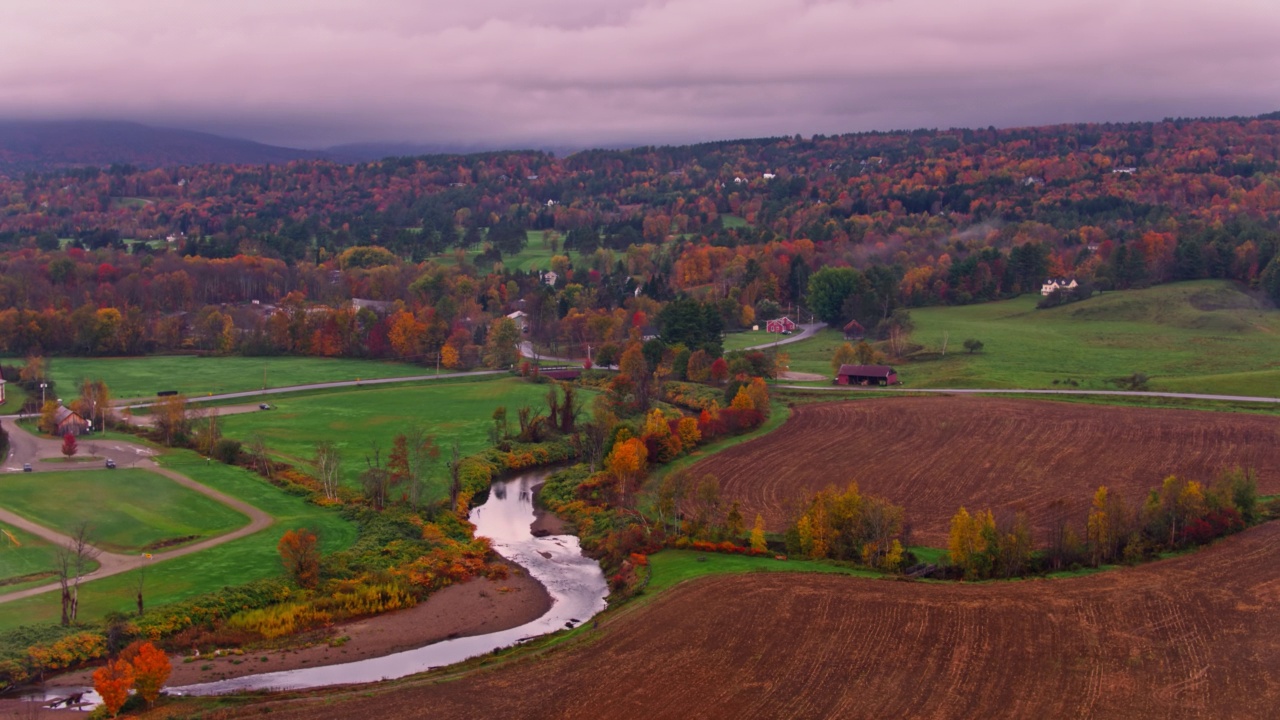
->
<box><xmin>836</xmin><ymin>364</ymin><xmax>898</xmax><ymax>386</ymax></box>
<box><xmin>54</xmin><ymin>405</ymin><xmax>90</xmax><ymax>436</ymax></box>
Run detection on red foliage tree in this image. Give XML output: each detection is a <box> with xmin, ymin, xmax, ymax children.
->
<box><xmin>61</xmin><ymin>433</ymin><xmax>78</xmax><ymax>458</ymax></box>
<box><xmin>277</xmin><ymin>528</ymin><xmax>320</xmax><ymax>589</ymax></box>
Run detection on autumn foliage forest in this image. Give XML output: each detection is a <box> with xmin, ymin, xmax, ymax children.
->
<box><xmin>1</xmin><ymin>115</ymin><xmax>1280</xmax><ymax>363</ymax></box>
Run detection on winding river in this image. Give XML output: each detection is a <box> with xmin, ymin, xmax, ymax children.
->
<box><xmin>27</xmin><ymin>471</ymin><xmax>608</xmax><ymax>707</ymax></box>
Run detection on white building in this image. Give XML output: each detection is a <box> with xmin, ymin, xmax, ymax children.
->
<box><xmin>1041</xmin><ymin>278</ymin><xmax>1079</xmax><ymax>296</ymax></box>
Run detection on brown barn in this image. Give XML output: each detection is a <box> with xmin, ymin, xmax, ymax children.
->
<box><xmin>836</xmin><ymin>364</ymin><xmax>898</xmax><ymax>386</ymax></box>
<box><xmin>54</xmin><ymin>405</ymin><xmax>90</xmax><ymax>436</ymax></box>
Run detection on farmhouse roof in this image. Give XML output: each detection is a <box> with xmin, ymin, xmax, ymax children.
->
<box><xmin>53</xmin><ymin>405</ymin><xmax>84</xmax><ymax>423</ymax></box>
<box><xmin>837</xmin><ymin>364</ymin><xmax>896</xmax><ymax>378</ymax></box>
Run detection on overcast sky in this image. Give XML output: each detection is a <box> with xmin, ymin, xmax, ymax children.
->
<box><xmin>1</xmin><ymin>0</ymin><xmax>1277</xmax><ymax>149</ymax></box>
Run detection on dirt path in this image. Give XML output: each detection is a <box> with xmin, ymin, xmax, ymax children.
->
<box><xmin>0</xmin><ymin>423</ymin><xmax>273</xmax><ymax>605</ymax></box>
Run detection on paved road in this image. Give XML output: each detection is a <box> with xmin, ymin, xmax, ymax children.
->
<box><xmin>741</xmin><ymin>322</ymin><xmax>826</xmax><ymax>350</ymax></box>
<box><xmin>0</xmin><ymin>421</ymin><xmax>273</xmax><ymax>605</ymax></box>
<box><xmin>518</xmin><ymin>341</ymin><xmax>579</xmax><ymax>364</ymax></box>
<box><xmin>519</xmin><ymin>322</ymin><xmax>827</xmax><ymax>365</ymax></box>
<box><xmin>775</xmin><ymin>385</ymin><xmax>1280</xmax><ymax>404</ymax></box>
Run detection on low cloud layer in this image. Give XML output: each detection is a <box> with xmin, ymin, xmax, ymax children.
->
<box><xmin>2</xmin><ymin>0</ymin><xmax>1277</xmax><ymax>148</ymax></box>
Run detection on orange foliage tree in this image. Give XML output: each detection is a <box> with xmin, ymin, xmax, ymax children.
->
<box><xmin>93</xmin><ymin>658</ymin><xmax>134</xmax><ymax>718</ymax></box>
<box><xmin>278</xmin><ymin>528</ymin><xmax>321</xmax><ymax>589</ymax></box>
<box><xmin>124</xmin><ymin>640</ymin><xmax>171</xmax><ymax>707</ymax></box>
<box><xmin>607</xmin><ymin>437</ymin><xmax>648</xmax><ymax>504</ymax></box>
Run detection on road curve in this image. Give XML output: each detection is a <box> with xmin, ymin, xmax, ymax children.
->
<box><xmin>0</xmin><ymin>423</ymin><xmax>273</xmax><ymax>605</ymax></box>
<box><xmin>775</xmin><ymin>385</ymin><xmax>1280</xmax><ymax>404</ymax></box>
<box><xmin>741</xmin><ymin>322</ymin><xmax>826</xmax><ymax>350</ymax></box>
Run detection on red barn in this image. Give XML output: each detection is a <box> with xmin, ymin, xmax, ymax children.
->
<box><xmin>836</xmin><ymin>364</ymin><xmax>898</xmax><ymax>386</ymax></box>
<box><xmin>766</xmin><ymin>316</ymin><xmax>797</xmax><ymax>334</ymax></box>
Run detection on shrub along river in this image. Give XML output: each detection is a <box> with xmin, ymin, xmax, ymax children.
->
<box><xmin>28</xmin><ymin>471</ymin><xmax>609</xmax><ymax>707</ymax></box>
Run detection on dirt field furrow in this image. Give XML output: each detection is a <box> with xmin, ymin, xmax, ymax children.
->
<box><xmin>202</xmin><ymin>521</ymin><xmax>1280</xmax><ymax>720</ymax></box>
<box><xmin>689</xmin><ymin>397</ymin><xmax>1280</xmax><ymax>545</ymax></box>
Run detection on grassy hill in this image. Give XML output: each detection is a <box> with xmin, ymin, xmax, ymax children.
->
<box><xmin>783</xmin><ymin>281</ymin><xmax>1280</xmax><ymax>396</ymax></box>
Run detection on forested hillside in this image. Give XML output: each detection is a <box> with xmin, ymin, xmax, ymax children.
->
<box><xmin>0</xmin><ymin>115</ymin><xmax>1278</xmax><ymax>363</ymax></box>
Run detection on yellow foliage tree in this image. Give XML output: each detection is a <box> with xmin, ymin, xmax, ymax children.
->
<box><xmin>750</xmin><ymin>514</ymin><xmax>767</xmax><ymax>552</ymax></box>
<box><xmin>676</xmin><ymin>416</ymin><xmax>701</xmax><ymax>448</ymax></box>
<box><xmin>831</xmin><ymin>342</ymin><xmax>857</xmax><ymax>373</ymax></box>
<box><xmin>440</xmin><ymin>344</ymin><xmax>460</xmax><ymax>369</ymax></box>
<box><xmin>643</xmin><ymin>408</ymin><xmax>671</xmax><ymax>438</ymax></box>
<box><xmin>730</xmin><ymin>386</ymin><xmax>755</xmax><ymax>412</ymax></box>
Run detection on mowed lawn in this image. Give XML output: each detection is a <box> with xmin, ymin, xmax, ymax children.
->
<box><xmin>0</xmin><ymin>469</ymin><xmax>249</xmax><ymax>553</ymax></box>
<box><xmin>0</xmin><ymin>526</ymin><xmax>82</xmax><ymax>591</ymax></box>
<box><xmin>43</xmin><ymin>355</ymin><xmax>438</xmax><ymax>400</ymax></box>
<box><xmin>0</xmin><ymin>452</ymin><xmax>356</xmax><ymax>632</ymax></box>
<box><xmin>220</xmin><ymin>377</ymin><xmax>574</xmax><ymax>500</ymax></box>
<box><xmin>781</xmin><ymin>280</ymin><xmax>1280</xmax><ymax>395</ymax></box>
<box><xmin>432</xmin><ymin>232</ymin><xmax>578</xmax><ymax>272</ymax></box>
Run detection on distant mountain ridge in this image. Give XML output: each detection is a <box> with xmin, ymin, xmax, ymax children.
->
<box><xmin>0</xmin><ymin>120</ymin><xmax>596</xmax><ymax>175</ymax></box>
<box><xmin>0</xmin><ymin>120</ymin><xmax>325</xmax><ymax>174</ymax></box>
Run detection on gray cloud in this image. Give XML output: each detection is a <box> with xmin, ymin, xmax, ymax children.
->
<box><xmin>0</xmin><ymin>0</ymin><xmax>1277</xmax><ymax>148</ymax></box>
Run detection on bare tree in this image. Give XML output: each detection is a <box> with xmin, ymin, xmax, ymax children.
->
<box><xmin>313</xmin><ymin>441</ymin><xmax>343</xmax><ymax>501</ymax></box>
<box><xmin>135</xmin><ymin>556</ymin><xmax>148</xmax><ymax>616</ymax></box>
<box><xmin>54</xmin><ymin>522</ymin><xmax>101</xmax><ymax>625</ymax></box>
<box><xmin>248</xmin><ymin>432</ymin><xmax>272</xmax><ymax>480</ymax></box>
<box><xmin>360</xmin><ymin>441</ymin><xmax>390</xmax><ymax>511</ymax></box>
<box><xmin>402</xmin><ymin>425</ymin><xmax>439</xmax><ymax>509</ymax></box>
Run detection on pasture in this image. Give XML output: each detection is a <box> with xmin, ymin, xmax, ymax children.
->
<box><xmin>195</xmin><ymin>522</ymin><xmax>1280</xmax><ymax>719</ymax></box>
<box><xmin>0</xmin><ymin>526</ymin><xmax>78</xmax><ymax>592</ymax></box>
<box><xmin>0</xmin><ymin>452</ymin><xmax>356</xmax><ymax>632</ymax></box>
<box><xmin>0</xmin><ymin>469</ymin><xmax>249</xmax><ymax>553</ymax></box>
<box><xmin>780</xmin><ymin>281</ymin><xmax>1280</xmax><ymax>395</ymax></box>
<box><xmin>431</xmin><ymin>231</ymin><xmax>578</xmax><ymax>272</ymax></box>
<box><xmin>688</xmin><ymin>396</ymin><xmax>1280</xmax><ymax>545</ymax></box>
<box><xmin>219</xmin><ymin>376</ymin><xmax>573</xmax><ymax>499</ymax></box>
<box><xmin>44</xmin><ymin>355</ymin><xmax>435</xmax><ymax>400</ymax></box>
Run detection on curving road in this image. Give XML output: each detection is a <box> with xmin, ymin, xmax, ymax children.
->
<box><xmin>0</xmin><ymin>421</ymin><xmax>273</xmax><ymax>605</ymax></box>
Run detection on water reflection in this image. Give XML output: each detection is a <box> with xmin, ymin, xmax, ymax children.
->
<box><xmin>167</xmin><ymin>470</ymin><xmax>607</xmax><ymax>695</ymax></box>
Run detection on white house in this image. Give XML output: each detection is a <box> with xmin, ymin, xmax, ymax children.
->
<box><xmin>1041</xmin><ymin>278</ymin><xmax>1079</xmax><ymax>296</ymax></box>
<box><xmin>506</xmin><ymin>310</ymin><xmax>529</xmax><ymax>331</ymax></box>
<box><xmin>543</xmin><ymin>270</ymin><xmax>559</xmax><ymax>286</ymax></box>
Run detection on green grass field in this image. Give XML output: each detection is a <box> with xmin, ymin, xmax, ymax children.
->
<box><xmin>0</xmin><ymin>526</ymin><xmax>79</xmax><ymax>592</ymax></box>
<box><xmin>432</xmin><ymin>231</ymin><xmax>577</xmax><ymax>272</ymax></box>
<box><xmin>722</xmin><ymin>329</ymin><xmax>782</xmax><ymax>352</ymax></box>
<box><xmin>0</xmin><ymin>451</ymin><xmax>356</xmax><ymax>632</ymax></box>
<box><xmin>646</xmin><ymin>550</ymin><xmax>880</xmax><ymax>595</ymax></box>
<box><xmin>220</xmin><ymin>377</ymin><xmax>576</xmax><ymax>499</ymax></box>
<box><xmin>780</xmin><ymin>281</ymin><xmax>1280</xmax><ymax>395</ymax></box>
<box><xmin>0</xmin><ymin>469</ymin><xmax>249</xmax><ymax>553</ymax></box>
<box><xmin>42</xmin><ymin>355</ymin><xmax>437</xmax><ymax>400</ymax></box>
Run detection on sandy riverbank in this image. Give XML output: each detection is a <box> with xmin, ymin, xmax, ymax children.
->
<box><xmin>40</xmin><ymin>559</ymin><xmax>549</xmax><ymax>692</ymax></box>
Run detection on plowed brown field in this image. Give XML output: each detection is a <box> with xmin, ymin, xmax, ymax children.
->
<box><xmin>203</xmin><ymin>522</ymin><xmax>1280</xmax><ymax>720</ymax></box>
<box><xmin>690</xmin><ymin>397</ymin><xmax>1280</xmax><ymax>545</ymax></box>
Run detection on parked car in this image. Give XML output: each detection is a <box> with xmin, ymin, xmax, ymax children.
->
<box><xmin>259</xmin><ymin>403</ymin><xmax>271</xmax><ymax>410</ymax></box>
<box><xmin>105</xmin><ymin>459</ymin><xmax>116</xmax><ymax>469</ymax></box>
<box><xmin>22</xmin><ymin>463</ymin><xmax>32</xmax><ymax>472</ymax></box>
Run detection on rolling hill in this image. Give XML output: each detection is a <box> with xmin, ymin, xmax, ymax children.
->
<box><xmin>0</xmin><ymin>120</ymin><xmax>325</xmax><ymax>174</ymax></box>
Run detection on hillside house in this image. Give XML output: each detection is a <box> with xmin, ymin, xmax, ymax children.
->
<box><xmin>766</xmin><ymin>316</ymin><xmax>797</xmax><ymax>334</ymax></box>
<box><xmin>843</xmin><ymin>319</ymin><xmax>866</xmax><ymax>340</ymax></box>
<box><xmin>543</xmin><ymin>270</ymin><xmax>559</xmax><ymax>286</ymax></box>
<box><xmin>54</xmin><ymin>405</ymin><xmax>89</xmax><ymax>436</ymax></box>
<box><xmin>1040</xmin><ymin>278</ymin><xmax>1078</xmax><ymax>296</ymax></box>
<box><xmin>836</xmin><ymin>364</ymin><xmax>898</xmax><ymax>386</ymax></box>
<box><xmin>506</xmin><ymin>310</ymin><xmax>529</xmax><ymax>332</ymax></box>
